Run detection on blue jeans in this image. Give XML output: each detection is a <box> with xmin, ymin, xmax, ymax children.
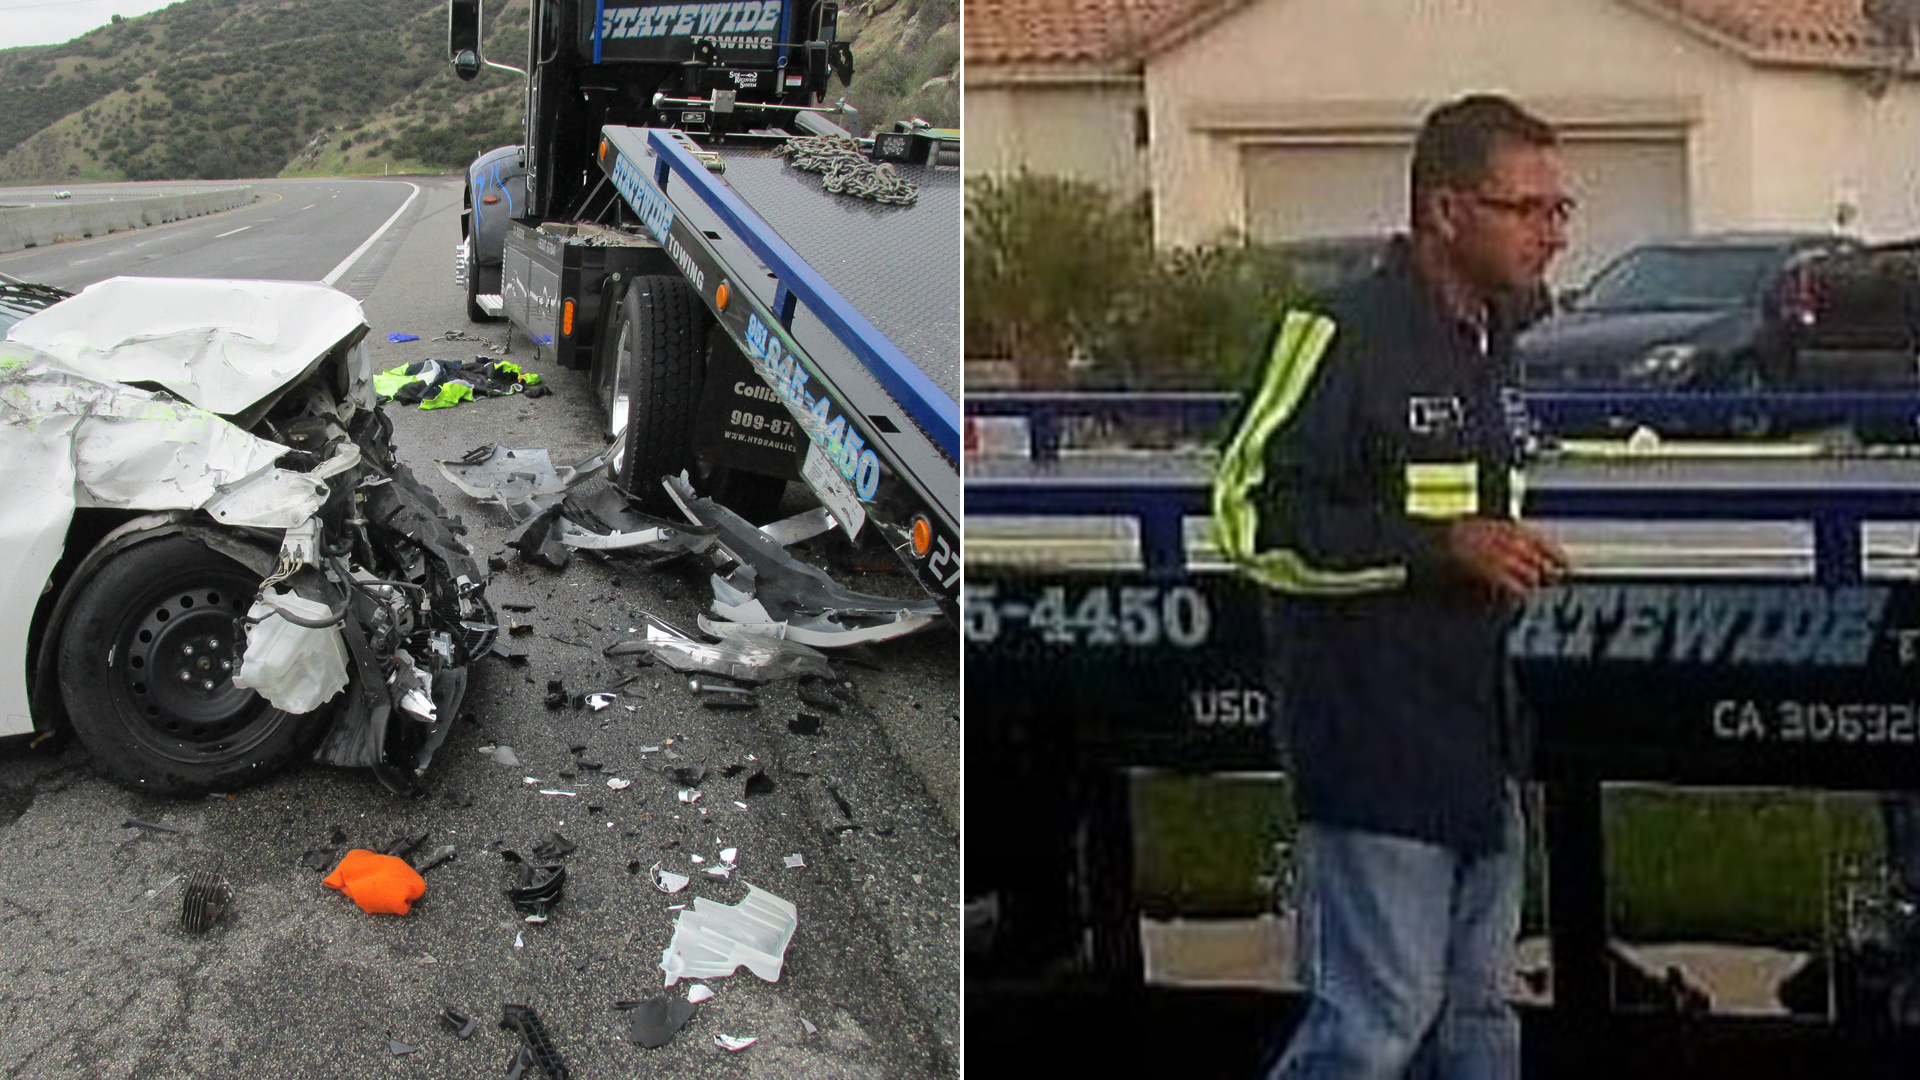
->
<box><xmin>1268</xmin><ymin>789</ymin><xmax>1524</xmax><ymax>1080</ymax></box>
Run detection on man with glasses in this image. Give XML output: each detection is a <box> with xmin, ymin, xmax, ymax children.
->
<box><xmin>1213</xmin><ymin>94</ymin><xmax>1573</xmax><ymax>1078</ymax></box>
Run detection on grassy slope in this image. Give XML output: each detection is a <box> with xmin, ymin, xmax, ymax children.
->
<box><xmin>0</xmin><ymin>0</ymin><xmax>953</xmax><ymax>183</ymax></box>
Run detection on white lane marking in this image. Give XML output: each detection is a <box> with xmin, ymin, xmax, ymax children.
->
<box><xmin>322</xmin><ymin>181</ymin><xmax>420</xmax><ymax>287</ymax></box>
<box><xmin>298</xmin><ymin>204</ymin><xmax>315</xmax><ymax>211</ymax></box>
<box><xmin>213</xmin><ymin>225</ymin><xmax>252</xmax><ymax>238</ymax></box>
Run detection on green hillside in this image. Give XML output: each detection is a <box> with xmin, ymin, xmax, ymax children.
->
<box><xmin>0</xmin><ymin>0</ymin><xmax>955</xmax><ymax>183</ymax></box>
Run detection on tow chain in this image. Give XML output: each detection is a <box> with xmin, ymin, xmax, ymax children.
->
<box><xmin>777</xmin><ymin>134</ymin><xmax>917</xmax><ymax>206</ymax></box>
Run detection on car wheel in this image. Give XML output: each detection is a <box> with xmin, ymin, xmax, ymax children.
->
<box><xmin>56</xmin><ymin>535</ymin><xmax>321</xmax><ymax>795</ymax></box>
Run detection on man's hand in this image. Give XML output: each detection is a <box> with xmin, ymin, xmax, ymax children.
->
<box><xmin>1445</xmin><ymin>518</ymin><xmax>1569</xmax><ymax>599</ymax></box>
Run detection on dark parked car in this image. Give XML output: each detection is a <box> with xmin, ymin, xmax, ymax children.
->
<box><xmin>1515</xmin><ymin>231</ymin><xmax>1920</xmax><ymax>437</ymax></box>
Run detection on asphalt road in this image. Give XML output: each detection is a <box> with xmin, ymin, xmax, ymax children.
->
<box><xmin>0</xmin><ymin>175</ymin><xmax>960</xmax><ymax>1078</ymax></box>
<box><xmin>0</xmin><ymin>179</ymin><xmax>415</xmax><ymax>290</ymax></box>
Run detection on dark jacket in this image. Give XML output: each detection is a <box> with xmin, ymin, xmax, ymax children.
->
<box><xmin>1211</xmin><ymin>239</ymin><xmax>1531</xmax><ymax>853</ymax></box>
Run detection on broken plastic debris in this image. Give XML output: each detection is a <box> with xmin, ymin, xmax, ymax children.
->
<box><xmin>489</xmin><ymin>746</ymin><xmax>522</xmax><ymax>767</ymax></box>
<box><xmin>704</xmin><ymin>866</ymin><xmax>732</xmax><ymax>879</ymax></box>
<box><xmin>687</xmin><ymin>985</ymin><xmax>714</xmax><ymax>1004</ymax></box>
<box><xmin>514</xmin><ymin>930</ymin><xmax>525</xmax><ymax>949</ymax></box>
<box><xmin>413</xmin><ymin>845</ymin><xmax>458</xmax><ymax>873</ymax></box>
<box><xmin>500</xmin><ymin>1004</ymin><xmax>570</xmax><ymax>1080</ymax></box>
<box><xmin>606</xmin><ymin>777</ymin><xmax>633</xmax><ymax>790</ymax></box>
<box><xmin>539</xmin><ymin>790</ymin><xmax>578</xmax><ymax>797</ymax></box>
<box><xmin>436</xmin><ymin>444</ymin><xmax>613</xmax><ymax>508</ymax></box>
<box><xmin>180</xmin><ymin>861</ymin><xmax>233</xmax><ymax>933</ymax></box>
<box><xmin>387</xmin><ymin>332</ymin><xmax>420</xmax><ymax>342</ymax></box>
<box><xmin>801</xmin><ymin>1018</ymin><xmax>818</xmax><ymax>1035</ymax></box>
<box><xmin>677</xmin><ymin>789</ymin><xmax>702</xmax><ymax>804</ymax></box>
<box><xmin>389</xmin><ymin>1039</ymin><xmax>417</xmax><ymax>1056</ymax></box>
<box><xmin>714</xmin><ymin>1034</ymin><xmax>758</xmax><ymax>1052</ymax></box>
<box><xmin>719</xmin><ymin>847</ymin><xmax>737</xmax><ymax>864</ymax></box>
<box><xmin>660</xmin><ymin>883</ymin><xmax>799</xmax><ymax>986</ymax></box>
<box><xmin>652</xmin><ymin>863</ymin><xmax>691</xmax><ymax>894</ymax></box>
<box><xmin>633</xmin><ymin>614</ymin><xmax>831</xmax><ymax>684</ymax></box>
<box><xmin>690</xmin><ymin>854</ymin><xmax>705</xmax><ymax>864</ymax></box>
<box><xmin>231</xmin><ymin>589</ymin><xmax>351</xmax><ymax>714</ymax></box>
<box><xmin>733</xmin><ymin>802</ymin><xmax>749</xmax><ymax>811</ymax></box>
<box><xmin>443</xmin><ymin>1008</ymin><xmax>478</xmax><ymax>1040</ymax></box>
<box><xmin>784</xmin><ymin>854</ymin><xmax>805</xmax><ymax>869</ymax></box>
<box><xmin>627</xmin><ymin>995</ymin><xmax>698</xmax><ymax>1049</ymax></box>
<box><xmin>524</xmin><ymin>777</ymin><xmax>539</xmax><ymax>785</ymax></box>
<box><xmin>585</xmin><ymin>693</ymin><xmax>616</xmax><ymax>711</ymax></box>
<box><xmin>122</xmin><ymin>819</ymin><xmax>182</xmax><ymax>835</ymax></box>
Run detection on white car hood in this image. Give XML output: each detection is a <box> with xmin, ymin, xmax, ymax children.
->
<box><xmin>5</xmin><ymin>276</ymin><xmax>368</xmax><ymax>416</ymax></box>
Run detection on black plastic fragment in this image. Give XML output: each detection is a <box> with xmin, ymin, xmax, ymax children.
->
<box><xmin>490</xmin><ymin>639</ymin><xmax>529</xmax><ymax>666</ymax></box>
<box><xmin>301</xmin><ymin>849</ymin><xmax>334</xmax><ymax>873</ymax></box>
<box><xmin>529</xmin><ymin>832</ymin><xmax>576</xmax><ymax>860</ymax></box>
<box><xmin>502</xmin><ymin>603</ymin><xmax>536</xmax><ymax>613</ymax></box>
<box><xmin>501</xmin><ymin>1003</ymin><xmax>570</xmax><ymax>1080</ymax></box>
<box><xmin>721</xmin><ymin>764</ymin><xmax>746</xmax><ymax>778</ymax></box>
<box><xmin>180</xmin><ymin>859</ymin><xmax>232</xmax><ymax>934</ymax></box>
<box><xmin>389</xmin><ymin>1040</ymin><xmax>417</xmax><ymax>1057</ymax></box>
<box><xmin>744</xmin><ymin>771</ymin><xmax>777</xmax><ymax>798</ymax></box>
<box><xmin>504</xmin><ymin>1044</ymin><xmax>534</xmax><ymax>1080</ymax></box>
<box><xmin>545</xmin><ymin>680</ymin><xmax>566</xmax><ymax>710</ymax></box>
<box><xmin>414</xmin><ymin>845</ymin><xmax>458</xmax><ymax>873</ymax></box>
<box><xmin>627</xmin><ymin>995</ymin><xmax>699</xmax><ymax>1048</ymax></box>
<box><xmin>330</xmin><ymin>827</ymin><xmax>348</xmax><ymax>845</ymax></box>
<box><xmin>702</xmin><ymin>697</ymin><xmax>756</xmax><ymax>710</ymax></box>
<box><xmin>384</xmin><ymin>831</ymin><xmax>430</xmax><ymax>858</ymax></box>
<box><xmin>122</xmin><ymin>819</ymin><xmax>182</xmax><ymax>834</ymax></box>
<box><xmin>510</xmin><ymin>622</ymin><xmax>534</xmax><ymax>637</ymax></box>
<box><xmin>569</xmin><ymin>744</ymin><xmax>588</xmax><ymax>754</ymax></box>
<box><xmin>671</xmin><ymin>764</ymin><xmax>708</xmax><ymax>787</ymax></box>
<box><xmin>789</xmin><ymin>713</ymin><xmax>824</xmax><ymax>735</ymax></box>
<box><xmin>443</xmin><ymin>1007</ymin><xmax>479</xmax><ymax>1040</ymax></box>
<box><xmin>796</xmin><ymin>689</ymin><xmax>841</xmax><ymax>714</ymax></box>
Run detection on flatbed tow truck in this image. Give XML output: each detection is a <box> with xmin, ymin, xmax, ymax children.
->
<box><xmin>965</xmin><ymin>389</ymin><xmax>1920</xmax><ymax>1077</ymax></box>
<box><xmin>446</xmin><ymin>0</ymin><xmax>959</xmax><ymax>636</ymax></box>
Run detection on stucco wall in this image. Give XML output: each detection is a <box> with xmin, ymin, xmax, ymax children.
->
<box><xmin>1145</xmin><ymin>0</ymin><xmax>1754</xmax><ymax>247</ymax></box>
<box><xmin>1745</xmin><ymin>69</ymin><xmax>1920</xmax><ymax>241</ymax></box>
<box><xmin>966</xmin><ymin>75</ymin><xmax>1150</xmax><ymax>199</ymax></box>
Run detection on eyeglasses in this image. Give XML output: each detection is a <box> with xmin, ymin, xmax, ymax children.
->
<box><xmin>1470</xmin><ymin>192</ymin><xmax>1577</xmax><ymax>227</ymax></box>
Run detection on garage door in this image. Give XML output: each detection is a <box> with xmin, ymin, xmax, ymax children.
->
<box><xmin>1242</xmin><ymin>135</ymin><xmax>1689</xmax><ymax>286</ymax></box>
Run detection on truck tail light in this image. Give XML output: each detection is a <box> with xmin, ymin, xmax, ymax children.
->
<box><xmin>562</xmin><ymin>299</ymin><xmax>575</xmax><ymax>337</ymax></box>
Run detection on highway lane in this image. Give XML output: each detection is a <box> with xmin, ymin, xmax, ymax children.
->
<box><xmin>0</xmin><ymin>177</ymin><xmax>417</xmax><ymax>291</ymax></box>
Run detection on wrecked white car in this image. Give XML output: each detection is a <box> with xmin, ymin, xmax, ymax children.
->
<box><xmin>2</xmin><ymin>277</ymin><xmax>493</xmax><ymax>796</ymax></box>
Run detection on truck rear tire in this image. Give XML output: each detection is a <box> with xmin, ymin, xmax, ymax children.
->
<box><xmin>466</xmin><ymin>252</ymin><xmax>495</xmax><ymax>324</ymax></box>
<box><xmin>617</xmin><ymin>275</ymin><xmax>709</xmax><ymax>513</ymax></box>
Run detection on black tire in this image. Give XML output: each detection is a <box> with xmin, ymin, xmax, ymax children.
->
<box><xmin>465</xmin><ymin>248</ymin><xmax>494</xmax><ymax>324</ymax></box>
<box><xmin>616</xmin><ymin>274</ymin><xmax>709</xmax><ymax>514</ymax></box>
<box><xmin>57</xmin><ymin>536</ymin><xmax>320</xmax><ymax>795</ymax></box>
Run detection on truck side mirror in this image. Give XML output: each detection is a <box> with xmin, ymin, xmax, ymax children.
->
<box><xmin>449</xmin><ymin>0</ymin><xmax>481</xmax><ymax>68</ymax></box>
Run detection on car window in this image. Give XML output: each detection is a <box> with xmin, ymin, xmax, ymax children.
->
<box><xmin>1574</xmin><ymin>246</ymin><xmax>1786</xmax><ymax>313</ymax></box>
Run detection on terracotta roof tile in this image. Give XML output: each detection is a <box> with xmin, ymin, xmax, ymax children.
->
<box><xmin>1627</xmin><ymin>0</ymin><xmax>1901</xmax><ymax>63</ymax></box>
<box><xmin>964</xmin><ymin>0</ymin><xmax>1227</xmax><ymax>66</ymax></box>
<box><xmin>964</xmin><ymin>0</ymin><xmax>1913</xmax><ymax>69</ymax></box>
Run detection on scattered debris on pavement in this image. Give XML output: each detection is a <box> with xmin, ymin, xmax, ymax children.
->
<box><xmin>660</xmin><ymin>884</ymin><xmax>798</xmax><ymax>985</ymax></box>
<box><xmin>714</xmin><ymin>1034</ymin><xmax>758</xmax><ymax>1052</ymax></box>
<box><xmin>443</xmin><ymin>1008</ymin><xmax>478</xmax><ymax>1040</ymax></box>
<box><xmin>501</xmin><ymin>1004</ymin><xmax>570</xmax><ymax>1080</ymax></box>
<box><xmin>501</xmin><ymin>840</ymin><xmax>569</xmax><ymax>922</ymax></box>
<box><xmin>627</xmin><ymin>995</ymin><xmax>699</xmax><ymax>1049</ymax></box>
<box><xmin>651</xmin><ymin>863</ymin><xmax>691</xmax><ymax>894</ymax></box>
<box><xmin>180</xmin><ymin>860</ymin><xmax>233</xmax><ymax>933</ymax></box>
